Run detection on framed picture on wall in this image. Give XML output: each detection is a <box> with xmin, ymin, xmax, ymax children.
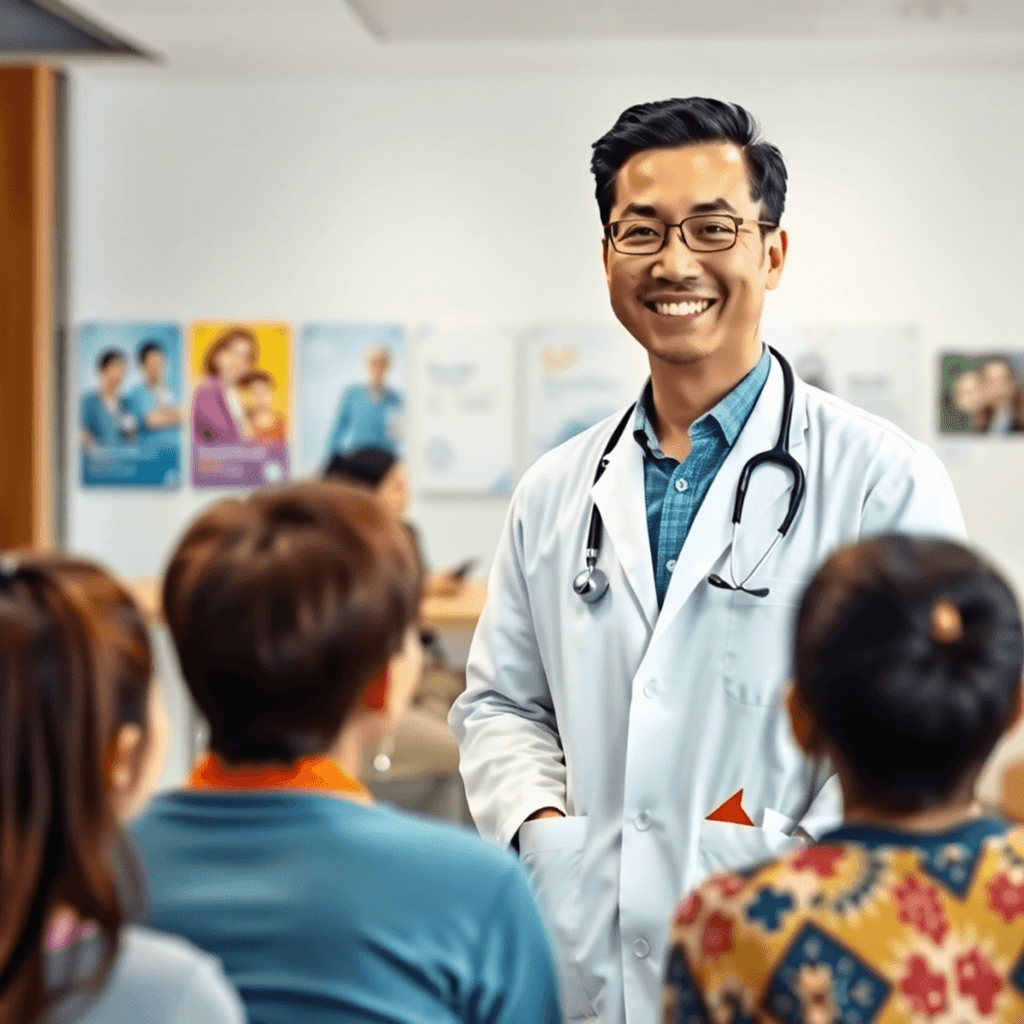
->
<box><xmin>77</xmin><ymin>322</ymin><xmax>184</xmax><ymax>488</ymax></box>
<box><xmin>297</xmin><ymin>322</ymin><xmax>405</xmax><ymax>478</ymax></box>
<box><xmin>189</xmin><ymin>321</ymin><xmax>292</xmax><ymax>488</ymax></box>
<box><xmin>940</xmin><ymin>353</ymin><xmax>1024</xmax><ymax>436</ymax></box>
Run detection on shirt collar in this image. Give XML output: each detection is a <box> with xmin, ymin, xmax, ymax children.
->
<box><xmin>189</xmin><ymin>753</ymin><xmax>370</xmax><ymax>800</ymax></box>
<box><xmin>633</xmin><ymin>345</ymin><xmax>771</xmax><ymax>458</ymax></box>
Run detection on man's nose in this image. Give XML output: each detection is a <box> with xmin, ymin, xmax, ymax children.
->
<box><xmin>650</xmin><ymin>227</ymin><xmax>702</xmax><ymax>280</ymax></box>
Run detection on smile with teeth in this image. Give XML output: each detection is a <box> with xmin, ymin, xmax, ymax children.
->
<box><xmin>649</xmin><ymin>298</ymin><xmax>714</xmax><ymax>317</ymax></box>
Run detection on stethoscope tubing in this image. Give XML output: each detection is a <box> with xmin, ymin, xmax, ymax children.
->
<box><xmin>574</xmin><ymin>346</ymin><xmax>804</xmax><ymax>603</ymax></box>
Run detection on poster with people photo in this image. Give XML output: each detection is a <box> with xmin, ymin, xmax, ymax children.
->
<box><xmin>77</xmin><ymin>322</ymin><xmax>184</xmax><ymax>488</ymax></box>
<box><xmin>940</xmin><ymin>353</ymin><xmax>1024</xmax><ymax>435</ymax></box>
<box><xmin>297</xmin><ymin>323</ymin><xmax>405</xmax><ymax>476</ymax></box>
<box><xmin>189</xmin><ymin>321</ymin><xmax>291</xmax><ymax>488</ymax></box>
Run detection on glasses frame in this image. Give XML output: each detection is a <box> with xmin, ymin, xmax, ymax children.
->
<box><xmin>605</xmin><ymin>214</ymin><xmax>779</xmax><ymax>256</ymax></box>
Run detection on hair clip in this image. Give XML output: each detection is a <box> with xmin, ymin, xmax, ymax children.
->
<box><xmin>930</xmin><ymin>599</ymin><xmax>963</xmax><ymax>645</ymax></box>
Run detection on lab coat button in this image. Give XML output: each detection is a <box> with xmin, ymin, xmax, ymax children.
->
<box><xmin>675</xmin><ymin>478</ymin><xmax>688</xmax><ymax>492</ymax></box>
<box><xmin>633</xmin><ymin>938</ymin><xmax>650</xmax><ymax>958</ymax></box>
<box><xmin>666</xmin><ymin>559</ymin><xmax>677</xmax><ymax>572</ymax></box>
<box><xmin>635</xmin><ymin>810</ymin><xmax>652</xmax><ymax>831</ymax></box>
<box><xmin>643</xmin><ymin>681</ymin><xmax>657</xmax><ymax>698</ymax></box>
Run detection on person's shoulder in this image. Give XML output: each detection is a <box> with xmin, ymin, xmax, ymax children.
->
<box><xmin>369</xmin><ymin>804</ymin><xmax>525</xmax><ymax>890</ymax></box>
<box><xmin>801</xmin><ymin>381</ymin><xmax>929</xmax><ymax>461</ymax></box>
<box><xmin>77</xmin><ymin>926</ymin><xmax>243</xmax><ymax>1024</ymax></box>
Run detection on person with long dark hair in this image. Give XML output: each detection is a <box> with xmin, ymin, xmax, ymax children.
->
<box><xmin>662</xmin><ymin>536</ymin><xmax>1024</xmax><ymax>1023</ymax></box>
<box><xmin>0</xmin><ymin>554</ymin><xmax>243</xmax><ymax>1024</ymax></box>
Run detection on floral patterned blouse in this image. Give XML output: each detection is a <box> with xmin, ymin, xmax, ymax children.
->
<box><xmin>662</xmin><ymin>817</ymin><xmax>1024</xmax><ymax>1024</ymax></box>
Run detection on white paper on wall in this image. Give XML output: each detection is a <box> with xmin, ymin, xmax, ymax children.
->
<box><xmin>522</xmin><ymin>323</ymin><xmax>649</xmax><ymax>467</ymax></box>
<box><xmin>767</xmin><ymin>324</ymin><xmax>922</xmax><ymax>439</ymax></box>
<box><xmin>411</xmin><ymin>325</ymin><xmax>516</xmax><ymax>495</ymax></box>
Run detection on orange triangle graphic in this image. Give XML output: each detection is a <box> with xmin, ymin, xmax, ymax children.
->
<box><xmin>706</xmin><ymin>789</ymin><xmax>754</xmax><ymax>826</ymax></box>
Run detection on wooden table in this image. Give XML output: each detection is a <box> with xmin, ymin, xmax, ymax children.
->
<box><xmin>125</xmin><ymin>575</ymin><xmax>488</xmax><ymax>632</ymax></box>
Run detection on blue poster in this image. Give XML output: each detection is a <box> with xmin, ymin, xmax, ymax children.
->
<box><xmin>77</xmin><ymin>322</ymin><xmax>184</xmax><ymax>488</ymax></box>
<box><xmin>298</xmin><ymin>323</ymin><xmax>405</xmax><ymax>476</ymax></box>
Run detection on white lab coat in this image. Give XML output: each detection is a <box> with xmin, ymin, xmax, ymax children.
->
<box><xmin>450</xmin><ymin>354</ymin><xmax>966</xmax><ymax>1024</ymax></box>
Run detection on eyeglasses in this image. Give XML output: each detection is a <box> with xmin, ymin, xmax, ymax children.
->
<box><xmin>605</xmin><ymin>214</ymin><xmax>778</xmax><ymax>255</ymax></box>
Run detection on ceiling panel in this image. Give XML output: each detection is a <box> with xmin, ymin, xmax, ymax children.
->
<box><xmin>347</xmin><ymin>0</ymin><xmax>1024</xmax><ymax>40</ymax></box>
<box><xmin>35</xmin><ymin>0</ymin><xmax>1024</xmax><ymax>74</ymax></box>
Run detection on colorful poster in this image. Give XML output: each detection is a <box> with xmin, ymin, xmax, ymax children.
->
<box><xmin>298</xmin><ymin>323</ymin><xmax>405</xmax><ymax>476</ymax></box>
<box><xmin>410</xmin><ymin>325</ymin><xmax>515</xmax><ymax>495</ymax></box>
<box><xmin>77</xmin><ymin>322</ymin><xmax>183</xmax><ymax>488</ymax></box>
<box><xmin>768</xmin><ymin>324</ymin><xmax>922</xmax><ymax>437</ymax></box>
<box><xmin>189</xmin><ymin>321</ymin><xmax>291</xmax><ymax>488</ymax></box>
<box><xmin>940</xmin><ymin>353</ymin><xmax>1024</xmax><ymax>435</ymax></box>
<box><xmin>522</xmin><ymin>323</ymin><xmax>648</xmax><ymax>465</ymax></box>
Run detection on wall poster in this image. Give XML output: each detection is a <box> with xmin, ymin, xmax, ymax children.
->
<box><xmin>298</xmin><ymin>322</ymin><xmax>405</xmax><ymax>476</ymax></box>
<box><xmin>77</xmin><ymin>322</ymin><xmax>184</xmax><ymax>488</ymax></box>
<box><xmin>769</xmin><ymin>324</ymin><xmax>923</xmax><ymax>438</ymax></box>
<box><xmin>410</xmin><ymin>324</ymin><xmax>515</xmax><ymax>495</ymax></box>
<box><xmin>189</xmin><ymin>321</ymin><xmax>291</xmax><ymax>488</ymax></box>
<box><xmin>522</xmin><ymin>323</ymin><xmax>648</xmax><ymax>465</ymax></box>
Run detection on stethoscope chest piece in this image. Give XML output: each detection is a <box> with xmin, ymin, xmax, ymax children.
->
<box><xmin>573</xmin><ymin>566</ymin><xmax>609</xmax><ymax>604</ymax></box>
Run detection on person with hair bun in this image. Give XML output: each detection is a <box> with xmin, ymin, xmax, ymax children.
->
<box><xmin>662</xmin><ymin>536</ymin><xmax>1024</xmax><ymax>1024</ymax></box>
<box><xmin>0</xmin><ymin>554</ymin><xmax>243</xmax><ymax>1024</ymax></box>
<box><xmin>128</xmin><ymin>481</ymin><xmax>561</xmax><ymax>1024</ymax></box>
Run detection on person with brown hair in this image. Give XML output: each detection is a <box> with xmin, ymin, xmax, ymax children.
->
<box><xmin>662</xmin><ymin>536</ymin><xmax>1024</xmax><ymax>1023</ymax></box>
<box><xmin>191</xmin><ymin>326</ymin><xmax>258</xmax><ymax>445</ymax></box>
<box><xmin>0</xmin><ymin>554</ymin><xmax>243</xmax><ymax>1024</ymax></box>
<box><xmin>128</xmin><ymin>481</ymin><xmax>561</xmax><ymax>1024</ymax></box>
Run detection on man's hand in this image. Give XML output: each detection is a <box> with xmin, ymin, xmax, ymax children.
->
<box><xmin>526</xmin><ymin>807</ymin><xmax>565</xmax><ymax>822</ymax></box>
<box><xmin>512</xmin><ymin>807</ymin><xmax>565</xmax><ymax>852</ymax></box>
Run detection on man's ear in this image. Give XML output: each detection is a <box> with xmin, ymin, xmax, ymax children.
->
<box><xmin>765</xmin><ymin>228</ymin><xmax>788</xmax><ymax>291</ymax></box>
<box><xmin>601</xmin><ymin>234</ymin><xmax>611</xmax><ymax>279</ymax></box>
<box><xmin>786</xmin><ymin>681</ymin><xmax>823</xmax><ymax>756</ymax></box>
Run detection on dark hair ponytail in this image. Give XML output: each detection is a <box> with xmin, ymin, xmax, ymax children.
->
<box><xmin>795</xmin><ymin>536</ymin><xmax>1024</xmax><ymax>813</ymax></box>
<box><xmin>0</xmin><ymin>555</ymin><xmax>150</xmax><ymax>1023</ymax></box>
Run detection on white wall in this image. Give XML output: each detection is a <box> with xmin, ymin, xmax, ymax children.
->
<box><xmin>69</xmin><ymin>59</ymin><xmax>1024</xmax><ymax>795</ymax></box>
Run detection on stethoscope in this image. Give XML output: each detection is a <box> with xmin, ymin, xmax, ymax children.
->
<box><xmin>572</xmin><ymin>346</ymin><xmax>806</xmax><ymax>604</ymax></box>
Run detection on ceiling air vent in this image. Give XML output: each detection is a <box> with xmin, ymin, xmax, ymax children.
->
<box><xmin>1</xmin><ymin>0</ymin><xmax>144</xmax><ymax>55</ymax></box>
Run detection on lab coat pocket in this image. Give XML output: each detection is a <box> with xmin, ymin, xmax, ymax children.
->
<box><xmin>722</xmin><ymin>577</ymin><xmax>805</xmax><ymax>706</ymax></box>
<box><xmin>697</xmin><ymin>818</ymin><xmax>797</xmax><ymax>884</ymax></box>
<box><xmin>518</xmin><ymin>816</ymin><xmax>594</xmax><ymax>1019</ymax></box>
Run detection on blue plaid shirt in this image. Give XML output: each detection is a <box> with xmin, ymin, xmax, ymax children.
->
<box><xmin>634</xmin><ymin>347</ymin><xmax>771</xmax><ymax>607</ymax></box>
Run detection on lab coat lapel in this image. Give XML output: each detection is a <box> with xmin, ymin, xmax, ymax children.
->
<box><xmin>591</xmin><ymin>419</ymin><xmax>659</xmax><ymax>631</ymax></box>
<box><xmin>650</xmin><ymin>355</ymin><xmax>807</xmax><ymax>647</ymax></box>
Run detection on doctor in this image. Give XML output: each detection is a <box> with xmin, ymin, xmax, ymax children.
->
<box><xmin>449</xmin><ymin>97</ymin><xmax>966</xmax><ymax>1024</ymax></box>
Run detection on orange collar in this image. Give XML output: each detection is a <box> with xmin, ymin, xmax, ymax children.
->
<box><xmin>189</xmin><ymin>754</ymin><xmax>370</xmax><ymax>799</ymax></box>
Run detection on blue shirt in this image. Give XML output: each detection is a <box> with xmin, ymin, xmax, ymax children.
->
<box><xmin>634</xmin><ymin>347</ymin><xmax>770</xmax><ymax>606</ymax></box>
<box><xmin>80</xmin><ymin>391</ymin><xmax>137</xmax><ymax>447</ymax></box>
<box><xmin>327</xmin><ymin>384</ymin><xmax>403</xmax><ymax>457</ymax></box>
<box><xmin>129</xmin><ymin>792</ymin><xmax>561</xmax><ymax>1024</ymax></box>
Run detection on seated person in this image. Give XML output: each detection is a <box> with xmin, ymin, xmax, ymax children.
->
<box><xmin>0</xmin><ymin>554</ymin><xmax>242</xmax><ymax>1024</ymax></box>
<box><xmin>128</xmin><ymin>481</ymin><xmax>561</xmax><ymax>1024</ymax></box>
<box><xmin>661</xmin><ymin>535</ymin><xmax>1024</xmax><ymax>1024</ymax></box>
<box><xmin>324</xmin><ymin>447</ymin><xmax>465</xmax><ymax>598</ymax></box>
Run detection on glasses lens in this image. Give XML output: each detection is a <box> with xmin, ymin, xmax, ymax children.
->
<box><xmin>683</xmin><ymin>215</ymin><xmax>737</xmax><ymax>251</ymax></box>
<box><xmin>609</xmin><ymin>219</ymin><xmax>666</xmax><ymax>254</ymax></box>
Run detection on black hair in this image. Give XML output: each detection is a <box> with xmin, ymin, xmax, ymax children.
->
<box><xmin>136</xmin><ymin>341</ymin><xmax>164</xmax><ymax>365</ymax></box>
<box><xmin>96</xmin><ymin>349</ymin><xmax>126</xmax><ymax>372</ymax></box>
<box><xmin>590</xmin><ymin>97</ymin><xmax>787</xmax><ymax>228</ymax></box>
<box><xmin>323</xmin><ymin>447</ymin><xmax>398</xmax><ymax>489</ymax></box>
<box><xmin>796</xmin><ymin>536</ymin><xmax>1024</xmax><ymax>812</ymax></box>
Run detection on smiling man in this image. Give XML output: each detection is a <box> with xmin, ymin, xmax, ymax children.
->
<box><xmin>450</xmin><ymin>98</ymin><xmax>966</xmax><ymax>1024</ymax></box>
